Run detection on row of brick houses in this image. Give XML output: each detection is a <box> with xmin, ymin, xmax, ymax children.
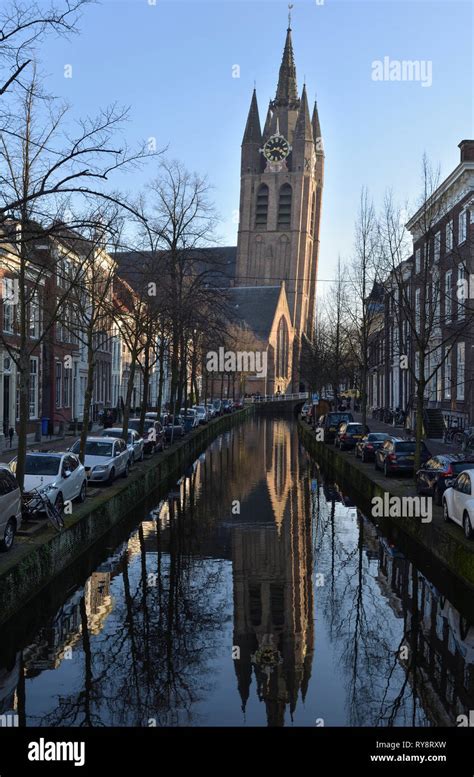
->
<box><xmin>367</xmin><ymin>140</ymin><xmax>474</xmax><ymax>433</ymax></box>
<box><xmin>0</xmin><ymin>224</ymin><xmax>148</xmax><ymax>450</ymax></box>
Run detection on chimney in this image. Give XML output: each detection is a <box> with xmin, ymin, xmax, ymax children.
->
<box><xmin>459</xmin><ymin>139</ymin><xmax>474</xmax><ymax>163</ymax></box>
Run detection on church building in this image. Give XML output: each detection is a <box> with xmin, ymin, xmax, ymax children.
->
<box><xmin>227</xmin><ymin>21</ymin><xmax>324</xmax><ymax>395</ymax></box>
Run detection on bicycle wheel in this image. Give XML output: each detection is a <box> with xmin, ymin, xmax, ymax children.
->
<box><xmin>45</xmin><ymin>501</ymin><xmax>65</xmax><ymax>531</ymax></box>
<box><xmin>453</xmin><ymin>431</ymin><xmax>465</xmax><ymax>447</ymax></box>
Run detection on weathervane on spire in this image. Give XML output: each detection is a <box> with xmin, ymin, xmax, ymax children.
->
<box><xmin>288</xmin><ymin>3</ymin><xmax>293</xmax><ymax>29</ymax></box>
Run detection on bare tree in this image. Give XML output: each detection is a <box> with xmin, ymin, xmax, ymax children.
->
<box><xmin>345</xmin><ymin>188</ymin><xmax>379</xmax><ymax>426</ymax></box>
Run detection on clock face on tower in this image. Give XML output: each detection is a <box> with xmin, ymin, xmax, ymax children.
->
<box><xmin>262</xmin><ymin>134</ymin><xmax>290</xmax><ymax>163</ymax></box>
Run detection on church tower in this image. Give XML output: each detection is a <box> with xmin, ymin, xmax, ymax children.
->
<box><xmin>235</xmin><ymin>22</ymin><xmax>324</xmax><ymax>388</ymax></box>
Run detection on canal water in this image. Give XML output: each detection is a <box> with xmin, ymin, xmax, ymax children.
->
<box><xmin>1</xmin><ymin>416</ymin><xmax>473</xmax><ymax>727</ymax></box>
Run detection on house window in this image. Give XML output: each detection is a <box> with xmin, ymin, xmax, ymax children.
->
<box><xmin>415</xmin><ymin>248</ymin><xmax>421</xmax><ymax>273</ymax></box>
<box><xmin>55</xmin><ymin>362</ymin><xmax>62</xmax><ymax>408</ymax></box>
<box><xmin>457</xmin><ymin>265</ymin><xmax>467</xmax><ymax>320</ymax></box>
<box><xmin>457</xmin><ymin>342</ymin><xmax>465</xmax><ymax>400</ymax></box>
<box><xmin>2</xmin><ymin>278</ymin><xmax>16</xmax><ymax>333</ymax></box>
<box><xmin>277</xmin><ymin>184</ymin><xmax>292</xmax><ymax>229</ymax></box>
<box><xmin>445</xmin><ymin>270</ymin><xmax>453</xmax><ymax>321</ymax></box>
<box><xmin>446</xmin><ymin>219</ymin><xmax>454</xmax><ymax>252</ymax></box>
<box><xmin>434</xmin><ymin>231</ymin><xmax>441</xmax><ymax>262</ymax></box>
<box><xmin>28</xmin><ymin>291</ymin><xmax>40</xmax><ymax>338</ymax></box>
<box><xmin>255</xmin><ymin>184</ymin><xmax>269</xmax><ymax>226</ymax></box>
<box><xmin>425</xmin><ymin>241</ymin><xmax>430</xmax><ymax>266</ymax></box>
<box><xmin>415</xmin><ymin>288</ymin><xmax>421</xmax><ymax>330</ymax></box>
<box><xmin>444</xmin><ymin>350</ymin><xmax>452</xmax><ymax>399</ymax></box>
<box><xmin>64</xmin><ymin>368</ymin><xmax>71</xmax><ymax>408</ymax></box>
<box><xmin>458</xmin><ymin>210</ymin><xmax>467</xmax><ymax>244</ymax></box>
<box><xmin>29</xmin><ymin>358</ymin><xmax>39</xmax><ymax>418</ymax></box>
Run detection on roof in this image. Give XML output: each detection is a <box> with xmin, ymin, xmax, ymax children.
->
<box><xmin>114</xmin><ymin>246</ymin><xmax>237</xmax><ymax>290</ymax></box>
<box><xmin>224</xmin><ymin>285</ymin><xmax>283</xmax><ymax>340</ymax></box>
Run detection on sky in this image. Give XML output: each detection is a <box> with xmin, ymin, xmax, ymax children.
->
<box><xmin>20</xmin><ymin>0</ymin><xmax>474</xmax><ymax>289</ymax></box>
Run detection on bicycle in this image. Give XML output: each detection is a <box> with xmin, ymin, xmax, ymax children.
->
<box><xmin>22</xmin><ymin>489</ymin><xmax>65</xmax><ymax>532</ymax></box>
<box><xmin>443</xmin><ymin>425</ymin><xmax>465</xmax><ymax>446</ymax></box>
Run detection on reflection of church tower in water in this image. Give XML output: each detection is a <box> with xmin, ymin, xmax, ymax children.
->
<box><xmin>231</xmin><ymin>418</ymin><xmax>314</xmax><ymax>725</ymax></box>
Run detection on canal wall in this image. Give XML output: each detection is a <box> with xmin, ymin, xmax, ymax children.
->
<box><xmin>298</xmin><ymin>419</ymin><xmax>474</xmax><ymax>590</ymax></box>
<box><xmin>0</xmin><ymin>408</ymin><xmax>253</xmax><ymax>626</ymax></box>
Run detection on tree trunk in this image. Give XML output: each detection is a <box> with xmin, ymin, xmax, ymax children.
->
<box><xmin>121</xmin><ymin>356</ymin><xmax>137</xmax><ymax>441</ymax></box>
<box><xmin>79</xmin><ymin>335</ymin><xmax>95</xmax><ymax>464</ymax></box>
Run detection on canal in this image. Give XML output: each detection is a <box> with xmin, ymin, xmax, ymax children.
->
<box><xmin>1</xmin><ymin>415</ymin><xmax>473</xmax><ymax>727</ymax></box>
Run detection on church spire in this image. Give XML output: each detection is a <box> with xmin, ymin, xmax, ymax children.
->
<box><xmin>274</xmin><ymin>25</ymin><xmax>298</xmax><ymax>106</ymax></box>
<box><xmin>242</xmin><ymin>88</ymin><xmax>262</xmax><ymax>144</ymax></box>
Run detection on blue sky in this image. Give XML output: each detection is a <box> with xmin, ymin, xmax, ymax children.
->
<box><xmin>31</xmin><ymin>0</ymin><xmax>473</xmax><ymax>286</ymax></box>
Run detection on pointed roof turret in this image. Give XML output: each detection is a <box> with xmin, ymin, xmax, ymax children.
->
<box><xmin>294</xmin><ymin>84</ymin><xmax>313</xmax><ymax>142</ymax></box>
<box><xmin>242</xmin><ymin>88</ymin><xmax>262</xmax><ymax>144</ymax></box>
<box><xmin>311</xmin><ymin>100</ymin><xmax>323</xmax><ymax>149</ymax></box>
<box><xmin>274</xmin><ymin>26</ymin><xmax>298</xmax><ymax>106</ymax></box>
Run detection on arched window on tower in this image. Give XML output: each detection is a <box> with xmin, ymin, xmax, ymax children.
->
<box><xmin>276</xmin><ymin>316</ymin><xmax>289</xmax><ymax>378</ymax></box>
<box><xmin>255</xmin><ymin>184</ymin><xmax>269</xmax><ymax>227</ymax></box>
<box><xmin>310</xmin><ymin>191</ymin><xmax>316</xmax><ymax>236</ymax></box>
<box><xmin>278</xmin><ymin>184</ymin><xmax>292</xmax><ymax>229</ymax></box>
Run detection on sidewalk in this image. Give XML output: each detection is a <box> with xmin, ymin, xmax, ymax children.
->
<box><xmin>351</xmin><ymin>412</ymin><xmax>459</xmax><ymax>457</ymax></box>
<box><xmin>0</xmin><ymin>433</ymin><xmax>76</xmax><ymax>464</ymax></box>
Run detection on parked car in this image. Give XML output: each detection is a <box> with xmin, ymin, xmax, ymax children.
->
<box><xmin>0</xmin><ymin>466</ymin><xmax>21</xmax><ymax>552</ymax></box>
<box><xmin>334</xmin><ymin>422</ymin><xmax>367</xmax><ymax>451</ymax></box>
<box><xmin>416</xmin><ymin>455</ymin><xmax>474</xmax><ymax>505</ymax></box>
<box><xmin>181</xmin><ymin>408</ymin><xmax>199</xmax><ymax>433</ymax></box>
<box><xmin>206</xmin><ymin>403</ymin><xmax>217</xmax><ymax>418</ymax></box>
<box><xmin>70</xmin><ymin>437</ymin><xmax>129</xmax><ymax>485</ymax></box>
<box><xmin>100</xmin><ymin>428</ymin><xmax>145</xmax><ymax>464</ymax></box>
<box><xmin>443</xmin><ymin>470</ymin><xmax>474</xmax><ymax>539</ymax></box>
<box><xmin>375</xmin><ymin>437</ymin><xmax>432</xmax><ymax>477</ymax></box>
<box><xmin>11</xmin><ymin>452</ymin><xmax>87</xmax><ymax>512</ymax></box>
<box><xmin>318</xmin><ymin>412</ymin><xmax>354</xmax><ymax>443</ymax></box>
<box><xmin>355</xmin><ymin>433</ymin><xmax>390</xmax><ymax>462</ymax></box>
<box><xmin>212</xmin><ymin>399</ymin><xmax>223</xmax><ymax>416</ymax></box>
<box><xmin>222</xmin><ymin>399</ymin><xmax>233</xmax><ymax>414</ymax></box>
<box><xmin>163</xmin><ymin>417</ymin><xmax>186</xmax><ymax>442</ymax></box>
<box><xmin>233</xmin><ymin>399</ymin><xmax>244</xmax><ymax>410</ymax></box>
<box><xmin>129</xmin><ymin>419</ymin><xmax>165</xmax><ymax>454</ymax></box>
<box><xmin>193</xmin><ymin>405</ymin><xmax>209</xmax><ymax>424</ymax></box>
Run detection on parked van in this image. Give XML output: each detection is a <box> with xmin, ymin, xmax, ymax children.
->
<box><xmin>0</xmin><ymin>466</ymin><xmax>22</xmax><ymax>552</ymax></box>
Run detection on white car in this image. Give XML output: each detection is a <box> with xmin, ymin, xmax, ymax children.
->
<box><xmin>10</xmin><ymin>452</ymin><xmax>87</xmax><ymax>513</ymax></box>
<box><xmin>99</xmin><ymin>428</ymin><xmax>144</xmax><ymax>464</ymax></box>
<box><xmin>443</xmin><ymin>470</ymin><xmax>474</xmax><ymax>539</ymax></box>
<box><xmin>0</xmin><ymin>466</ymin><xmax>22</xmax><ymax>552</ymax></box>
<box><xmin>70</xmin><ymin>437</ymin><xmax>130</xmax><ymax>485</ymax></box>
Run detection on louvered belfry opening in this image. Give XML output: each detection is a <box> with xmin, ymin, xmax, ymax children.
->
<box><xmin>278</xmin><ymin>184</ymin><xmax>292</xmax><ymax>228</ymax></box>
<box><xmin>255</xmin><ymin>184</ymin><xmax>269</xmax><ymax>226</ymax></box>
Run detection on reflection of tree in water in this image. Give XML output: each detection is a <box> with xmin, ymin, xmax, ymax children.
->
<box><xmin>315</xmin><ymin>483</ymin><xmax>430</xmax><ymax>727</ymax></box>
<box><xmin>29</xmin><ymin>496</ymin><xmax>228</xmax><ymax>727</ymax></box>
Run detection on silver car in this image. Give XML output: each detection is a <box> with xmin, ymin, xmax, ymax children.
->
<box><xmin>99</xmin><ymin>428</ymin><xmax>145</xmax><ymax>464</ymax></box>
<box><xmin>70</xmin><ymin>437</ymin><xmax>130</xmax><ymax>485</ymax></box>
<box><xmin>0</xmin><ymin>466</ymin><xmax>22</xmax><ymax>551</ymax></box>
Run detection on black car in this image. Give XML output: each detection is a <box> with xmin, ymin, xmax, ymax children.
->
<box><xmin>355</xmin><ymin>432</ymin><xmax>390</xmax><ymax>462</ymax></box>
<box><xmin>318</xmin><ymin>412</ymin><xmax>354</xmax><ymax>443</ymax></box>
<box><xmin>416</xmin><ymin>455</ymin><xmax>474</xmax><ymax>505</ymax></box>
<box><xmin>375</xmin><ymin>437</ymin><xmax>432</xmax><ymax>477</ymax></box>
<box><xmin>334</xmin><ymin>422</ymin><xmax>367</xmax><ymax>451</ymax></box>
<box><xmin>222</xmin><ymin>399</ymin><xmax>233</xmax><ymax>414</ymax></box>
